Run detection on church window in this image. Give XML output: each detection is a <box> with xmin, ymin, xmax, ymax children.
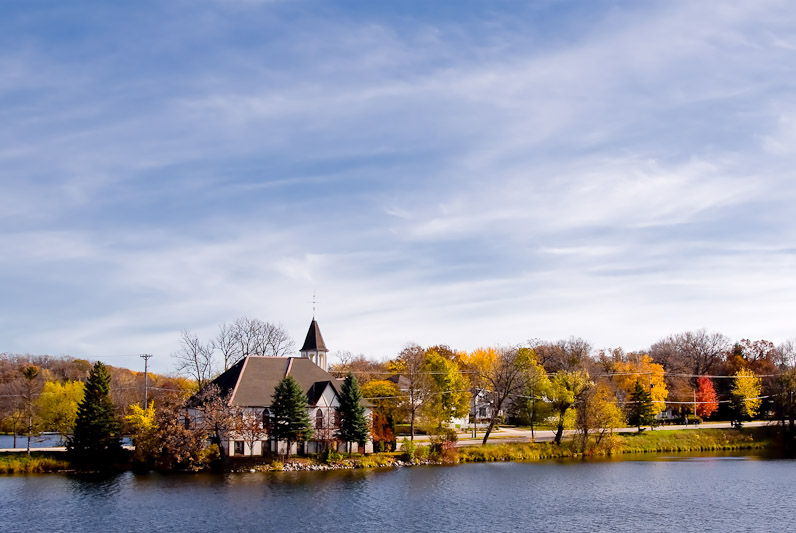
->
<box><xmin>316</xmin><ymin>409</ymin><xmax>324</xmax><ymax>429</ymax></box>
<box><xmin>234</xmin><ymin>441</ymin><xmax>244</xmax><ymax>456</ymax></box>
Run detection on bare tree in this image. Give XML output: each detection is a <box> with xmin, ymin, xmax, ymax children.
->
<box><xmin>262</xmin><ymin>321</ymin><xmax>295</xmax><ymax>358</ymax></box>
<box><xmin>233</xmin><ymin>408</ymin><xmax>269</xmax><ymax>457</ymax></box>
<box><xmin>329</xmin><ymin>351</ymin><xmax>386</xmax><ymax>384</ymax></box>
<box><xmin>650</xmin><ymin>329</ymin><xmax>729</xmax><ymax>378</ymax></box>
<box><xmin>215</xmin><ymin>322</ymin><xmax>242</xmax><ymax>371</ymax></box>
<box><xmin>218</xmin><ymin>317</ymin><xmax>295</xmax><ymax>368</ymax></box>
<box><xmin>174</xmin><ymin>330</ymin><xmax>216</xmax><ymax>389</ymax></box>
<box><xmin>531</xmin><ymin>337</ymin><xmax>592</xmax><ymax>373</ymax></box>
<box><xmin>20</xmin><ymin>365</ymin><xmax>43</xmax><ymax>455</ymax></box>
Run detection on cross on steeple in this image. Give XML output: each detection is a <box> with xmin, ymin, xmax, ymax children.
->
<box><xmin>310</xmin><ymin>291</ymin><xmax>319</xmax><ymax>318</ymax></box>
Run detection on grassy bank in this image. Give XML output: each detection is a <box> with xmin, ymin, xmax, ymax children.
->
<box><xmin>456</xmin><ymin>427</ymin><xmax>777</xmax><ymax>463</ymax></box>
<box><xmin>0</xmin><ymin>452</ymin><xmax>71</xmax><ymax>474</ymax></box>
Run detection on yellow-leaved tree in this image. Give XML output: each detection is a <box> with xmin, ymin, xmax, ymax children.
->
<box><xmin>610</xmin><ymin>354</ymin><xmax>668</xmax><ymax>415</ymax></box>
<box><xmin>125</xmin><ymin>401</ymin><xmax>157</xmax><ymax>464</ymax></box>
<box><xmin>423</xmin><ymin>350</ymin><xmax>471</xmax><ymax>431</ymax></box>
<box><xmin>36</xmin><ymin>380</ymin><xmax>85</xmax><ymax>439</ymax></box>
<box><xmin>731</xmin><ymin>368</ymin><xmax>762</xmax><ymax>425</ymax></box>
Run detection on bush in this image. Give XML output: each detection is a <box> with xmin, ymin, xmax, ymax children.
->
<box><xmin>321</xmin><ymin>448</ymin><xmax>343</xmax><ymax>464</ymax></box>
<box><xmin>400</xmin><ymin>438</ymin><xmax>415</xmax><ymax>461</ymax></box>
<box><xmin>429</xmin><ymin>429</ymin><xmax>459</xmax><ymax>463</ymax></box>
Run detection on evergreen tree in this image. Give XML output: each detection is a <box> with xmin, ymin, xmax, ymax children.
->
<box><xmin>270</xmin><ymin>375</ymin><xmax>313</xmax><ymax>457</ymax></box>
<box><xmin>67</xmin><ymin>361</ymin><xmax>123</xmax><ymax>468</ymax></box>
<box><xmin>627</xmin><ymin>380</ymin><xmax>655</xmax><ymax>431</ymax></box>
<box><xmin>337</xmin><ymin>373</ymin><xmax>369</xmax><ymax>454</ymax></box>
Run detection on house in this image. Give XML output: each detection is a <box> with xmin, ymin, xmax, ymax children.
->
<box><xmin>192</xmin><ymin>318</ymin><xmax>372</xmax><ymax>456</ymax></box>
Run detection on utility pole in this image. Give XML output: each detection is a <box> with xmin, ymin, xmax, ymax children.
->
<box><xmin>140</xmin><ymin>354</ymin><xmax>153</xmax><ymax>406</ymax></box>
<box><xmin>472</xmin><ymin>388</ymin><xmax>478</xmax><ymax>439</ymax></box>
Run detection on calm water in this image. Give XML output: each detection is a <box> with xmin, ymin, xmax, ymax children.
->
<box><xmin>0</xmin><ymin>434</ymin><xmax>65</xmax><ymax>448</ymax></box>
<box><xmin>1</xmin><ymin>456</ymin><xmax>794</xmax><ymax>532</ymax></box>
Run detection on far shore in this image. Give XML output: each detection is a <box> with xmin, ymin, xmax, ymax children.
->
<box><xmin>0</xmin><ymin>420</ymin><xmax>775</xmax><ymax>454</ymax></box>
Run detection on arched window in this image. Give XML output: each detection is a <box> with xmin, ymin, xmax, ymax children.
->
<box><xmin>316</xmin><ymin>409</ymin><xmax>324</xmax><ymax>429</ymax></box>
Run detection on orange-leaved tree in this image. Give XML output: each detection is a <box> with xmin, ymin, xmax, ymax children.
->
<box><xmin>610</xmin><ymin>354</ymin><xmax>668</xmax><ymax>416</ymax></box>
<box><xmin>695</xmin><ymin>376</ymin><xmax>718</xmax><ymax>419</ymax></box>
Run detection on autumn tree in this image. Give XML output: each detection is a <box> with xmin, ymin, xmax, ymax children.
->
<box><xmin>125</xmin><ymin>401</ymin><xmax>158</xmax><ymax>467</ymax></box>
<box><xmin>67</xmin><ymin>362</ymin><xmax>124</xmax><ymax>468</ymax></box>
<box><xmin>548</xmin><ymin>370</ymin><xmax>591</xmax><ymax>445</ymax></box>
<box><xmin>608</xmin><ymin>354</ymin><xmax>668</xmax><ymax>416</ymax></box>
<box><xmin>337</xmin><ymin>373</ymin><xmax>369</xmax><ymax>454</ymax></box>
<box><xmin>731</xmin><ymin>368</ymin><xmax>762</xmax><ymax>426</ymax></box>
<box><xmin>270</xmin><ymin>375</ymin><xmax>313</xmax><ymax>457</ymax></box>
<box><xmin>627</xmin><ymin>380</ymin><xmax>655</xmax><ymax>431</ymax></box>
<box><xmin>575</xmin><ymin>382</ymin><xmax>624</xmax><ymax>452</ymax></box>
<box><xmin>467</xmin><ymin>346</ymin><xmax>534</xmax><ymax>444</ymax></box>
<box><xmin>361</xmin><ymin>379</ymin><xmax>403</xmax><ymax>451</ymax></box>
<box><xmin>127</xmin><ymin>399</ymin><xmax>216</xmax><ymax>471</ymax></box>
<box><xmin>388</xmin><ymin>344</ymin><xmax>431</xmax><ymax>441</ymax></box>
<box><xmin>695</xmin><ymin>376</ymin><xmax>718</xmax><ymax>419</ymax></box>
<box><xmin>423</xmin><ymin>350</ymin><xmax>470</xmax><ymax>431</ymax></box>
<box><xmin>508</xmin><ymin>358</ymin><xmax>551</xmax><ymax>440</ymax></box>
<box><xmin>192</xmin><ymin>384</ymin><xmax>236</xmax><ymax>462</ymax></box>
<box><xmin>36</xmin><ymin>380</ymin><xmax>85</xmax><ymax>440</ymax></box>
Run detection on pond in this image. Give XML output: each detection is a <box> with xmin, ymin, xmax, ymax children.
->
<box><xmin>1</xmin><ymin>455</ymin><xmax>792</xmax><ymax>532</ymax></box>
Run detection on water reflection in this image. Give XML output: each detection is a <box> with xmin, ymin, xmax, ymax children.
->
<box><xmin>1</xmin><ymin>457</ymin><xmax>795</xmax><ymax>532</ymax></box>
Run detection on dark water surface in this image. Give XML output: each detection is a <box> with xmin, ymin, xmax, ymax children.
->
<box><xmin>1</xmin><ymin>456</ymin><xmax>794</xmax><ymax>532</ymax></box>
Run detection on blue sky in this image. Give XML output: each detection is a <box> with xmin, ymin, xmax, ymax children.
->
<box><xmin>2</xmin><ymin>1</ymin><xmax>795</xmax><ymax>373</ymax></box>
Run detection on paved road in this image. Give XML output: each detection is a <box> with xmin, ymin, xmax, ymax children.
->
<box><xmin>408</xmin><ymin>420</ymin><xmax>776</xmax><ymax>448</ymax></box>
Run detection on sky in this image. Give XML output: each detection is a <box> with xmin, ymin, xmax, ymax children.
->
<box><xmin>2</xmin><ymin>0</ymin><xmax>795</xmax><ymax>374</ymax></box>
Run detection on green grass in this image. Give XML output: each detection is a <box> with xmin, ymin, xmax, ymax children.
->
<box><xmin>0</xmin><ymin>452</ymin><xmax>71</xmax><ymax>474</ymax></box>
<box><xmin>615</xmin><ymin>427</ymin><xmax>775</xmax><ymax>454</ymax></box>
<box><xmin>457</xmin><ymin>427</ymin><xmax>777</xmax><ymax>463</ymax></box>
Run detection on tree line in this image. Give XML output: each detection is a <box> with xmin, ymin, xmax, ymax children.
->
<box><xmin>3</xmin><ymin>326</ymin><xmax>796</xmax><ymax>465</ymax></box>
<box><xmin>334</xmin><ymin>330</ymin><xmax>796</xmax><ymax>453</ymax></box>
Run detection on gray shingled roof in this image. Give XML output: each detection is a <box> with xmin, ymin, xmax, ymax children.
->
<box><xmin>300</xmin><ymin>319</ymin><xmax>328</xmax><ymax>352</ymax></box>
<box><xmin>208</xmin><ymin>356</ymin><xmax>340</xmax><ymax>407</ymax></box>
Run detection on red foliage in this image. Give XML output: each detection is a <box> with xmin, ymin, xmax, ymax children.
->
<box><xmin>695</xmin><ymin>376</ymin><xmax>718</xmax><ymax>419</ymax></box>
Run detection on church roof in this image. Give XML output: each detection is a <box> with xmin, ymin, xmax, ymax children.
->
<box><xmin>203</xmin><ymin>356</ymin><xmax>341</xmax><ymax>407</ymax></box>
<box><xmin>300</xmin><ymin>318</ymin><xmax>328</xmax><ymax>352</ymax></box>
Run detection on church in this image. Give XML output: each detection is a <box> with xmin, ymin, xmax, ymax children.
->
<box><xmin>196</xmin><ymin>317</ymin><xmax>372</xmax><ymax>456</ymax></box>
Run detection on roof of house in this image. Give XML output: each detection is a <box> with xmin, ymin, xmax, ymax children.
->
<box><xmin>208</xmin><ymin>356</ymin><xmax>341</xmax><ymax>407</ymax></box>
<box><xmin>386</xmin><ymin>374</ymin><xmax>412</xmax><ymax>390</ymax></box>
<box><xmin>300</xmin><ymin>318</ymin><xmax>328</xmax><ymax>352</ymax></box>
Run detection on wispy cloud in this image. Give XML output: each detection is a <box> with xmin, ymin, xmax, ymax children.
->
<box><xmin>1</xmin><ymin>1</ymin><xmax>795</xmax><ymax>371</ymax></box>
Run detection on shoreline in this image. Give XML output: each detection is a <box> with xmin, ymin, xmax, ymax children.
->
<box><xmin>3</xmin><ymin>426</ymin><xmax>782</xmax><ymax>475</ymax></box>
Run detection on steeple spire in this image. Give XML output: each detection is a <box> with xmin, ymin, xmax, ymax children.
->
<box><xmin>300</xmin><ymin>317</ymin><xmax>328</xmax><ymax>371</ymax></box>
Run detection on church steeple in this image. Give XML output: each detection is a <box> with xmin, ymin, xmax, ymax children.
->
<box><xmin>300</xmin><ymin>318</ymin><xmax>329</xmax><ymax>371</ymax></box>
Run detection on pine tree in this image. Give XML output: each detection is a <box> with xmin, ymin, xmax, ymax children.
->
<box><xmin>270</xmin><ymin>375</ymin><xmax>313</xmax><ymax>457</ymax></box>
<box><xmin>628</xmin><ymin>380</ymin><xmax>655</xmax><ymax>432</ymax></box>
<box><xmin>67</xmin><ymin>361</ymin><xmax>123</xmax><ymax>468</ymax></box>
<box><xmin>337</xmin><ymin>373</ymin><xmax>369</xmax><ymax>454</ymax></box>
